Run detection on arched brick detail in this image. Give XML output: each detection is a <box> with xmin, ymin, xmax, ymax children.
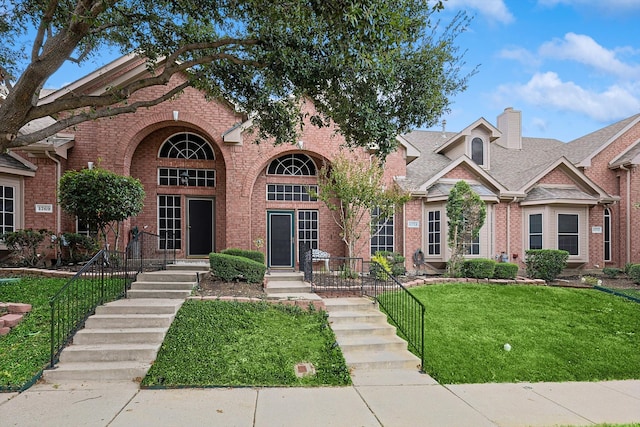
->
<box><xmin>121</xmin><ymin>111</ymin><xmax>231</xmax><ymax>174</ymax></box>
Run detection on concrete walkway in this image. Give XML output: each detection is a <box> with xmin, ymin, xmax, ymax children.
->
<box><xmin>1</xmin><ymin>372</ymin><xmax>639</xmax><ymax>426</ymax></box>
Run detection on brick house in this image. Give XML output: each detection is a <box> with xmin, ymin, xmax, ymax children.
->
<box><xmin>2</xmin><ymin>54</ymin><xmax>639</xmax><ymax>273</ymax></box>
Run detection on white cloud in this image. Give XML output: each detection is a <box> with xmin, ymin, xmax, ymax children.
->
<box><xmin>444</xmin><ymin>0</ymin><xmax>514</xmax><ymax>24</ymax></box>
<box><xmin>539</xmin><ymin>33</ymin><xmax>640</xmax><ymax>79</ymax></box>
<box><xmin>538</xmin><ymin>0</ymin><xmax>640</xmax><ymax>12</ymax></box>
<box><xmin>497</xmin><ymin>47</ymin><xmax>542</xmax><ymax>68</ymax></box>
<box><xmin>498</xmin><ymin>71</ymin><xmax>640</xmax><ymax>122</ymax></box>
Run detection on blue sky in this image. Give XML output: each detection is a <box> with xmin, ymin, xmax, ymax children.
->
<box><xmin>44</xmin><ymin>0</ymin><xmax>640</xmax><ymax>143</ymax></box>
<box><xmin>425</xmin><ymin>0</ymin><xmax>640</xmax><ymax>141</ymax></box>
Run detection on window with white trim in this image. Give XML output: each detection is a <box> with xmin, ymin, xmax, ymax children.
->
<box><xmin>267</xmin><ymin>184</ymin><xmax>318</xmax><ymax>201</ymax></box>
<box><xmin>159</xmin><ymin>133</ymin><xmax>214</xmax><ymax>159</ymax></box>
<box><xmin>604</xmin><ymin>208</ymin><xmax>611</xmax><ymax>261</ymax></box>
<box><xmin>558</xmin><ymin>213</ymin><xmax>579</xmax><ymax>255</ymax></box>
<box><xmin>427</xmin><ymin>210</ymin><xmax>441</xmax><ymax>255</ymax></box>
<box><xmin>0</xmin><ymin>185</ymin><xmax>15</xmax><ymax>234</ymax></box>
<box><xmin>370</xmin><ymin>207</ymin><xmax>394</xmax><ymax>254</ymax></box>
<box><xmin>268</xmin><ymin>154</ymin><xmax>317</xmax><ymax>176</ymax></box>
<box><xmin>463</xmin><ymin>236</ymin><xmax>480</xmax><ymax>255</ymax></box>
<box><xmin>471</xmin><ymin>137</ymin><xmax>484</xmax><ymax>165</ymax></box>
<box><xmin>529</xmin><ymin>213</ymin><xmax>543</xmax><ymax>250</ymax></box>
<box><xmin>298</xmin><ymin>210</ymin><xmax>319</xmax><ymax>254</ymax></box>
<box><xmin>158</xmin><ymin>195</ymin><xmax>181</xmax><ymax>250</ymax></box>
<box><xmin>158</xmin><ymin>168</ymin><xmax>216</xmax><ymax>187</ymax></box>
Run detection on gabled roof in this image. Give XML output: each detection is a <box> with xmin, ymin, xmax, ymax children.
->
<box><xmin>0</xmin><ymin>152</ymin><xmax>37</xmax><ymax>176</ymax></box>
<box><xmin>435</xmin><ymin>117</ymin><xmax>501</xmax><ymax>155</ymax></box>
<box><xmin>609</xmin><ymin>139</ymin><xmax>640</xmax><ymax>168</ymax></box>
<box><xmin>516</xmin><ymin>156</ymin><xmax>613</xmax><ymax>203</ymax></box>
<box><xmin>557</xmin><ymin>113</ymin><xmax>640</xmax><ymax>167</ymax></box>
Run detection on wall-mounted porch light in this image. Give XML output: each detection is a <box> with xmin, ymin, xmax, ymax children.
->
<box><xmin>180</xmin><ymin>170</ymin><xmax>189</xmax><ymax>186</ymax></box>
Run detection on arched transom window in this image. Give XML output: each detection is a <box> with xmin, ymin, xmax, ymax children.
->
<box><xmin>268</xmin><ymin>154</ymin><xmax>317</xmax><ymax>176</ymax></box>
<box><xmin>159</xmin><ymin>133</ymin><xmax>214</xmax><ymax>160</ymax></box>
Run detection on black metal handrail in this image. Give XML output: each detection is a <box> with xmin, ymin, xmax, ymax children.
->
<box><xmin>126</xmin><ymin>231</ymin><xmax>171</xmax><ymax>273</ymax></box>
<box><xmin>49</xmin><ymin>249</ymin><xmax>130</xmax><ymax>367</ymax></box>
<box><xmin>367</xmin><ymin>261</ymin><xmax>426</xmax><ymax>372</ymax></box>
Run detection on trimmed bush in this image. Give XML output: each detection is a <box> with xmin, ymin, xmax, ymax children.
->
<box><xmin>220</xmin><ymin>248</ymin><xmax>265</xmax><ymax>264</ymax></box>
<box><xmin>525</xmin><ymin>249</ymin><xmax>569</xmax><ymax>282</ymax></box>
<box><xmin>209</xmin><ymin>253</ymin><xmax>266</xmax><ymax>283</ymax></box>
<box><xmin>493</xmin><ymin>262</ymin><xmax>519</xmax><ymax>280</ymax></box>
<box><xmin>628</xmin><ymin>264</ymin><xmax>640</xmax><ymax>285</ymax></box>
<box><xmin>463</xmin><ymin>258</ymin><xmax>496</xmax><ymax>279</ymax></box>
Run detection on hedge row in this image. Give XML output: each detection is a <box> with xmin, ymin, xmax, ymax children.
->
<box><xmin>461</xmin><ymin>258</ymin><xmax>519</xmax><ymax>280</ymax></box>
<box><xmin>209</xmin><ymin>251</ymin><xmax>266</xmax><ymax>283</ymax></box>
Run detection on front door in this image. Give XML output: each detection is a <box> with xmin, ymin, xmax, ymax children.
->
<box><xmin>268</xmin><ymin>211</ymin><xmax>294</xmax><ymax>268</ymax></box>
<box><xmin>187</xmin><ymin>198</ymin><xmax>214</xmax><ymax>256</ymax></box>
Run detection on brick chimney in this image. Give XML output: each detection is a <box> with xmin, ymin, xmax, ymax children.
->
<box><xmin>496</xmin><ymin>107</ymin><xmax>522</xmax><ymax>150</ymax></box>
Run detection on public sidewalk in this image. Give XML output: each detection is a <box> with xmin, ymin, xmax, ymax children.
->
<box><xmin>1</xmin><ymin>370</ymin><xmax>639</xmax><ymax>427</ymax></box>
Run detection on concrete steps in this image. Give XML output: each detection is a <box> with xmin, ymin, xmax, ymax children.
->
<box><xmin>42</xmin><ymin>271</ymin><xmax>197</xmax><ymax>384</ymax></box>
<box><xmin>324</xmin><ymin>297</ymin><xmax>421</xmax><ymax>372</ymax></box>
<box><xmin>265</xmin><ymin>272</ymin><xmax>321</xmax><ymax>301</ymax></box>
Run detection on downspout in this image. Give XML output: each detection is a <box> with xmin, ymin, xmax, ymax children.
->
<box><xmin>507</xmin><ymin>197</ymin><xmax>518</xmax><ymax>261</ymax></box>
<box><xmin>620</xmin><ymin>165</ymin><xmax>631</xmax><ymax>264</ymax></box>
<box><xmin>45</xmin><ymin>151</ymin><xmax>61</xmax><ymax>236</ymax></box>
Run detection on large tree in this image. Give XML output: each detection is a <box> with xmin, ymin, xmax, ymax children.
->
<box><xmin>314</xmin><ymin>152</ymin><xmax>410</xmax><ymax>260</ymax></box>
<box><xmin>0</xmin><ymin>0</ymin><xmax>473</xmax><ymax>157</ymax></box>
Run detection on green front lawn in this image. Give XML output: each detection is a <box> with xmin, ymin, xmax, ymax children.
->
<box><xmin>0</xmin><ymin>277</ymin><xmax>69</xmax><ymax>390</ymax></box>
<box><xmin>142</xmin><ymin>299</ymin><xmax>351</xmax><ymax>387</ymax></box>
<box><xmin>402</xmin><ymin>284</ymin><xmax>640</xmax><ymax>384</ymax></box>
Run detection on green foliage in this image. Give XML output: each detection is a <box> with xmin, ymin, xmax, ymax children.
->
<box><xmin>628</xmin><ymin>264</ymin><xmax>640</xmax><ymax>284</ymax></box>
<box><xmin>492</xmin><ymin>262</ymin><xmax>519</xmax><ymax>280</ymax></box>
<box><xmin>220</xmin><ymin>248</ymin><xmax>265</xmax><ymax>264</ymax></box>
<box><xmin>602</xmin><ymin>267</ymin><xmax>622</xmax><ymax>279</ymax></box>
<box><xmin>1</xmin><ymin>0</ymin><xmax>472</xmax><ymax>157</ymax></box>
<box><xmin>209</xmin><ymin>253</ymin><xmax>266</xmax><ymax>283</ymax></box>
<box><xmin>314</xmin><ymin>153</ymin><xmax>411</xmax><ymax>259</ymax></box>
<box><xmin>375</xmin><ymin>251</ymin><xmax>406</xmax><ymax>276</ymax></box>
<box><xmin>408</xmin><ymin>283</ymin><xmax>640</xmax><ymax>384</ymax></box>
<box><xmin>142</xmin><ymin>300</ymin><xmax>351</xmax><ymax>387</ymax></box>
<box><xmin>525</xmin><ymin>249</ymin><xmax>569</xmax><ymax>282</ymax></box>
<box><xmin>446</xmin><ymin>181</ymin><xmax>487</xmax><ymax>277</ymax></box>
<box><xmin>462</xmin><ymin>258</ymin><xmax>496</xmax><ymax>279</ymax></box>
<box><xmin>0</xmin><ymin>229</ymin><xmax>51</xmax><ymax>267</ymax></box>
<box><xmin>58</xmin><ymin>167</ymin><xmax>145</xmax><ymax>246</ymax></box>
<box><xmin>370</xmin><ymin>253</ymin><xmax>392</xmax><ymax>280</ymax></box>
<box><xmin>0</xmin><ymin>277</ymin><xmax>69</xmax><ymax>390</ymax></box>
<box><xmin>57</xmin><ymin>232</ymin><xmax>99</xmax><ymax>263</ymax></box>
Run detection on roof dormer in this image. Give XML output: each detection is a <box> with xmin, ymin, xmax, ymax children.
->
<box><xmin>435</xmin><ymin>118</ymin><xmax>501</xmax><ymax>170</ymax></box>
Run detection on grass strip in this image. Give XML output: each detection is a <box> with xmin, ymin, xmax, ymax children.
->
<box><xmin>142</xmin><ymin>300</ymin><xmax>351</xmax><ymax>387</ymax></box>
<box><xmin>0</xmin><ymin>277</ymin><xmax>68</xmax><ymax>389</ymax></box>
<box><xmin>399</xmin><ymin>284</ymin><xmax>640</xmax><ymax>384</ymax></box>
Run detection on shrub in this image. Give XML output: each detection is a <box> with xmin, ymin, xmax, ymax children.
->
<box><xmin>209</xmin><ymin>253</ymin><xmax>266</xmax><ymax>283</ymax></box>
<box><xmin>602</xmin><ymin>267</ymin><xmax>622</xmax><ymax>279</ymax></box>
<box><xmin>1</xmin><ymin>229</ymin><xmax>51</xmax><ymax>267</ymax></box>
<box><xmin>525</xmin><ymin>249</ymin><xmax>569</xmax><ymax>282</ymax></box>
<box><xmin>462</xmin><ymin>258</ymin><xmax>496</xmax><ymax>279</ymax></box>
<box><xmin>370</xmin><ymin>253</ymin><xmax>392</xmax><ymax>280</ymax></box>
<box><xmin>628</xmin><ymin>264</ymin><xmax>640</xmax><ymax>285</ymax></box>
<box><xmin>220</xmin><ymin>248</ymin><xmax>265</xmax><ymax>264</ymax></box>
<box><xmin>493</xmin><ymin>262</ymin><xmax>519</xmax><ymax>280</ymax></box>
<box><xmin>59</xmin><ymin>232</ymin><xmax>99</xmax><ymax>263</ymax></box>
<box><xmin>375</xmin><ymin>251</ymin><xmax>406</xmax><ymax>276</ymax></box>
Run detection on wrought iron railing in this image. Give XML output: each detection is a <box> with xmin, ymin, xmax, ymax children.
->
<box><xmin>49</xmin><ymin>249</ymin><xmax>131</xmax><ymax>367</ymax></box>
<box><xmin>126</xmin><ymin>231</ymin><xmax>173</xmax><ymax>273</ymax></box>
<box><xmin>305</xmin><ymin>252</ymin><xmax>364</xmax><ymax>296</ymax></box>
<box><xmin>366</xmin><ymin>261</ymin><xmax>426</xmax><ymax>372</ymax></box>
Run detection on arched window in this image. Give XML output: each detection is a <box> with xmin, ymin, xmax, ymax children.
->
<box><xmin>471</xmin><ymin>137</ymin><xmax>484</xmax><ymax>165</ymax></box>
<box><xmin>159</xmin><ymin>133</ymin><xmax>214</xmax><ymax>159</ymax></box>
<box><xmin>268</xmin><ymin>154</ymin><xmax>317</xmax><ymax>176</ymax></box>
<box><xmin>604</xmin><ymin>208</ymin><xmax>611</xmax><ymax>261</ymax></box>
